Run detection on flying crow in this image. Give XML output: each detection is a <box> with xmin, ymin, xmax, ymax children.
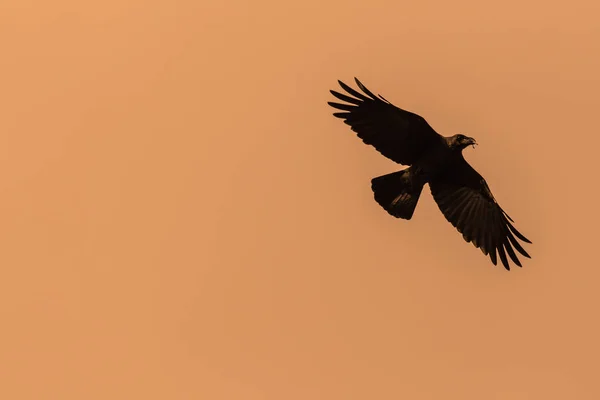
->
<box><xmin>328</xmin><ymin>78</ymin><xmax>531</xmax><ymax>270</ymax></box>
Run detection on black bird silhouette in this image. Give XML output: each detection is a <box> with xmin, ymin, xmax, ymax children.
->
<box><xmin>328</xmin><ymin>78</ymin><xmax>531</xmax><ymax>270</ymax></box>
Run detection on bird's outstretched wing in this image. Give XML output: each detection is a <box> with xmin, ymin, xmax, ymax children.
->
<box><xmin>429</xmin><ymin>157</ymin><xmax>532</xmax><ymax>270</ymax></box>
<box><xmin>328</xmin><ymin>78</ymin><xmax>442</xmax><ymax>166</ymax></box>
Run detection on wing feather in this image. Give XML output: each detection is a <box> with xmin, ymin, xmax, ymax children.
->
<box><xmin>330</xmin><ymin>90</ymin><xmax>362</xmax><ymax>105</ymax></box>
<box><xmin>328</xmin><ymin>102</ymin><xmax>356</xmax><ymax>112</ymax></box>
<box><xmin>504</xmin><ymin>238</ymin><xmax>522</xmax><ymax>267</ymax></box>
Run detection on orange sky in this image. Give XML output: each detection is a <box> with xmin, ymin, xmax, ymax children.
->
<box><xmin>1</xmin><ymin>1</ymin><xmax>599</xmax><ymax>399</ymax></box>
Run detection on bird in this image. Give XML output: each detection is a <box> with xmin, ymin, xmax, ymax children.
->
<box><xmin>327</xmin><ymin>77</ymin><xmax>531</xmax><ymax>270</ymax></box>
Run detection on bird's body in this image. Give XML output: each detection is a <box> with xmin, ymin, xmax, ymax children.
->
<box><xmin>328</xmin><ymin>78</ymin><xmax>532</xmax><ymax>270</ymax></box>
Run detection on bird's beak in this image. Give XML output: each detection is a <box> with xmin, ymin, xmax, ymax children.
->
<box><xmin>468</xmin><ymin>138</ymin><xmax>478</xmax><ymax>148</ymax></box>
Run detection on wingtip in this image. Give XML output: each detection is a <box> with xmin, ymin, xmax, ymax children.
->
<box><xmin>354</xmin><ymin>77</ymin><xmax>366</xmax><ymax>90</ymax></box>
<box><xmin>514</xmin><ymin>259</ymin><xmax>522</xmax><ymax>268</ymax></box>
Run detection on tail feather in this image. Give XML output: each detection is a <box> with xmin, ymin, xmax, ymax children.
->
<box><xmin>371</xmin><ymin>169</ymin><xmax>424</xmax><ymax>220</ymax></box>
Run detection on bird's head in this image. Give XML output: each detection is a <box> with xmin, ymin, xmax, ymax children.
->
<box><xmin>450</xmin><ymin>134</ymin><xmax>477</xmax><ymax>151</ymax></box>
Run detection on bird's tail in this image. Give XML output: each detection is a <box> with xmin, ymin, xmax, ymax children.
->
<box><xmin>371</xmin><ymin>168</ymin><xmax>424</xmax><ymax>220</ymax></box>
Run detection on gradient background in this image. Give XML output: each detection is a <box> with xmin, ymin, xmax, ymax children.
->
<box><xmin>1</xmin><ymin>1</ymin><xmax>599</xmax><ymax>399</ymax></box>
